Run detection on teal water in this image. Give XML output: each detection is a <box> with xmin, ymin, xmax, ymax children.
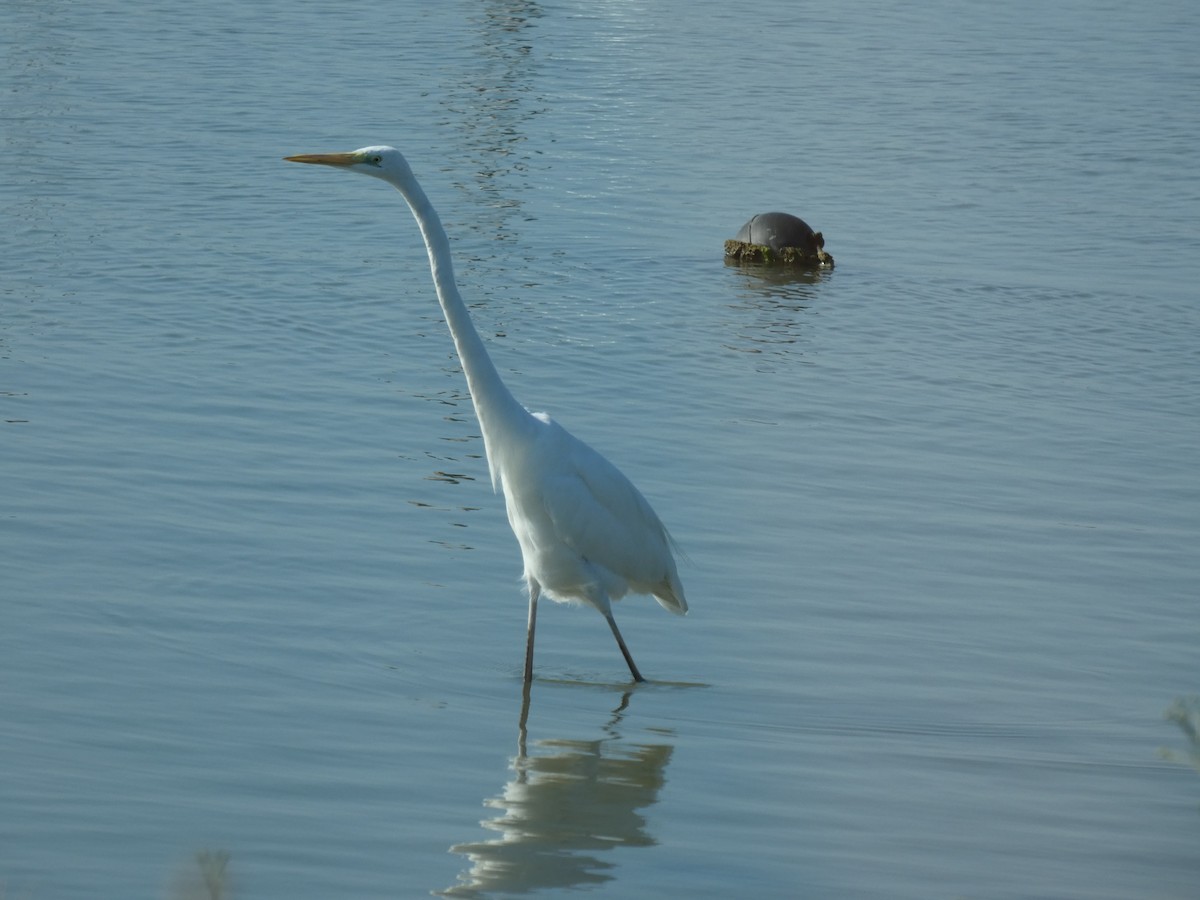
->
<box><xmin>3</xmin><ymin>1</ymin><xmax>1198</xmax><ymax>897</ymax></box>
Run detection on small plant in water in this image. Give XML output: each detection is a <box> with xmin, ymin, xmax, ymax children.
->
<box><xmin>169</xmin><ymin>850</ymin><xmax>231</xmax><ymax>900</ymax></box>
<box><xmin>1159</xmin><ymin>696</ymin><xmax>1200</xmax><ymax>776</ymax></box>
<box><xmin>197</xmin><ymin>851</ymin><xmax>230</xmax><ymax>900</ymax></box>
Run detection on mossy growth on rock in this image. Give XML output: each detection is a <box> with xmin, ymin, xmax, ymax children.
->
<box><xmin>723</xmin><ymin>238</ymin><xmax>834</xmax><ymax>267</ymax></box>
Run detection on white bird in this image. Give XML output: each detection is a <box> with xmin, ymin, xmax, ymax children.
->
<box><xmin>285</xmin><ymin>146</ymin><xmax>687</xmax><ymax>683</ymax></box>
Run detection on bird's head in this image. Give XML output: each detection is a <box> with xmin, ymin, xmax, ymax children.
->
<box><xmin>284</xmin><ymin>145</ymin><xmax>412</xmax><ymax>184</ymax></box>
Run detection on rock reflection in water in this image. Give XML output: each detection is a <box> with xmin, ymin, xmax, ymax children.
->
<box><xmin>438</xmin><ymin>691</ymin><xmax>674</xmax><ymax>896</ymax></box>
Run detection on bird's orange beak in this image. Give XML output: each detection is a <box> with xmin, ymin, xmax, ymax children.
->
<box><xmin>283</xmin><ymin>152</ymin><xmax>360</xmax><ymax>167</ymax></box>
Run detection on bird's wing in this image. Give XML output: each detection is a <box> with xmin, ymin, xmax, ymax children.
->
<box><xmin>539</xmin><ymin>426</ymin><xmax>685</xmax><ymax>612</ymax></box>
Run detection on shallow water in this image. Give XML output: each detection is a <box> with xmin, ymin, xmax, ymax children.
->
<box><xmin>3</xmin><ymin>0</ymin><xmax>1198</xmax><ymax>897</ymax></box>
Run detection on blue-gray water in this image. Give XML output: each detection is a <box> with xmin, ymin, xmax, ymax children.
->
<box><xmin>3</xmin><ymin>0</ymin><xmax>1198</xmax><ymax>897</ymax></box>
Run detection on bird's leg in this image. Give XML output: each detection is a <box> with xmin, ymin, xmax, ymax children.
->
<box><xmin>523</xmin><ymin>582</ymin><xmax>540</xmax><ymax>684</ymax></box>
<box><xmin>517</xmin><ymin>679</ymin><xmax>532</xmax><ymax>764</ymax></box>
<box><xmin>604</xmin><ymin>612</ymin><xmax>646</xmax><ymax>683</ymax></box>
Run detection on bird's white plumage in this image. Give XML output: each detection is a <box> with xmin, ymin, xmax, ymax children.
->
<box><xmin>284</xmin><ymin>145</ymin><xmax>686</xmax><ymax>682</ymax></box>
<box><xmin>500</xmin><ymin>411</ymin><xmax>686</xmax><ymax>617</ymax></box>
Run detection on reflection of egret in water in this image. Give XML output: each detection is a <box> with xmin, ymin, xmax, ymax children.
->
<box><xmin>437</xmin><ymin>688</ymin><xmax>674</xmax><ymax>896</ymax></box>
<box><xmin>721</xmin><ymin>260</ymin><xmax>833</xmax><ymax>362</ymax></box>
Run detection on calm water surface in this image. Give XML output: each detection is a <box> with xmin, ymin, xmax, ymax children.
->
<box><xmin>3</xmin><ymin>1</ymin><xmax>1198</xmax><ymax>897</ymax></box>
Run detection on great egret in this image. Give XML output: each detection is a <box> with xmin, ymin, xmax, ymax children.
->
<box><xmin>284</xmin><ymin>146</ymin><xmax>687</xmax><ymax>683</ymax></box>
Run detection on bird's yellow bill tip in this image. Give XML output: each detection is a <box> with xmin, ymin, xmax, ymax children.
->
<box><xmin>283</xmin><ymin>152</ymin><xmax>359</xmax><ymax>167</ymax></box>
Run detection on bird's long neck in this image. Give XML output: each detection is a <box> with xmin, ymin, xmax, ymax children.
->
<box><xmin>390</xmin><ymin>175</ymin><xmax>533</xmax><ymax>487</ymax></box>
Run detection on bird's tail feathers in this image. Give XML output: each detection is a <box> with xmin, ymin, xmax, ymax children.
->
<box><xmin>653</xmin><ymin>577</ymin><xmax>688</xmax><ymax>616</ymax></box>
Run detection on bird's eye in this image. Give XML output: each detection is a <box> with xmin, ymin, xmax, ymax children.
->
<box><xmin>371</xmin><ymin>155</ymin><xmax>382</xmax><ymax>165</ymax></box>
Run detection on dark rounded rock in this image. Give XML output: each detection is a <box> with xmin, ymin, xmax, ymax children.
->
<box><xmin>725</xmin><ymin>212</ymin><xmax>833</xmax><ymax>266</ymax></box>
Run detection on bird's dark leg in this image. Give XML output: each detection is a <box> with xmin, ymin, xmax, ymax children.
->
<box><xmin>517</xmin><ymin>679</ymin><xmax>532</xmax><ymax>763</ymax></box>
<box><xmin>604</xmin><ymin>612</ymin><xmax>646</xmax><ymax>683</ymax></box>
<box><xmin>523</xmin><ymin>582</ymin><xmax>540</xmax><ymax>684</ymax></box>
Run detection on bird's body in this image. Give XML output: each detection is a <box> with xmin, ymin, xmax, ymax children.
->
<box><xmin>285</xmin><ymin>146</ymin><xmax>686</xmax><ymax>683</ymax></box>
<box><xmin>499</xmin><ymin>410</ymin><xmax>686</xmax><ymax>617</ymax></box>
